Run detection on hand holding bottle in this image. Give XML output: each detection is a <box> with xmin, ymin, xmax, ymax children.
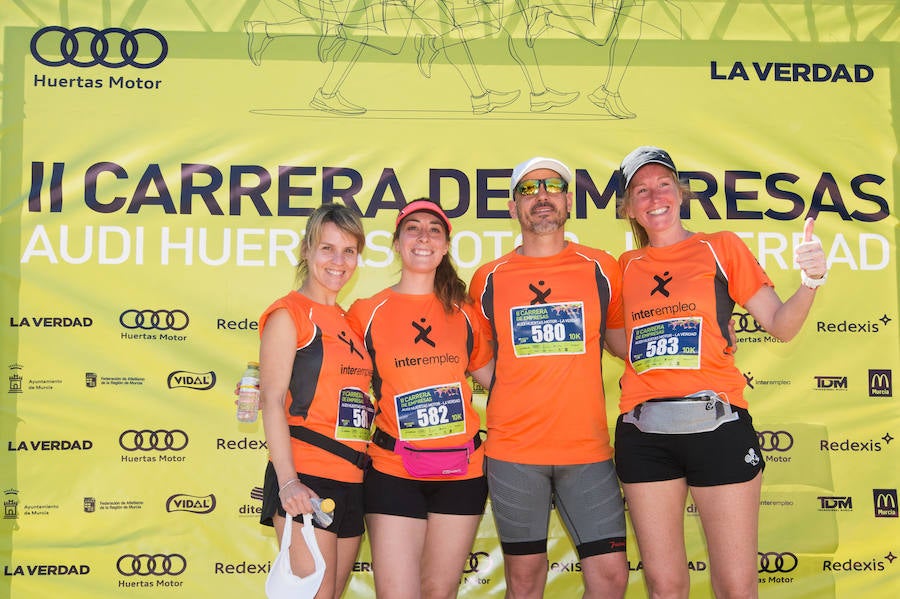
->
<box><xmin>278</xmin><ymin>479</ymin><xmax>335</xmax><ymax>527</ymax></box>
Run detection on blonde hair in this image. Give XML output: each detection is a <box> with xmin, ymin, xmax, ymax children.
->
<box><xmin>296</xmin><ymin>203</ymin><xmax>365</xmax><ymax>284</ymax></box>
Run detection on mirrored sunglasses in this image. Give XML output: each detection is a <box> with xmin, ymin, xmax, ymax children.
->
<box><xmin>515</xmin><ymin>177</ymin><xmax>568</xmax><ymax>196</ymax></box>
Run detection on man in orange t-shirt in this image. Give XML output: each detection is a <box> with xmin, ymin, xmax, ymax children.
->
<box><xmin>469</xmin><ymin>156</ymin><xmax>628</xmax><ymax>599</ymax></box>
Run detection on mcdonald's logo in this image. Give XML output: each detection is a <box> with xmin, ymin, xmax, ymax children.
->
<box><xmin>872</xmin><ymin>489</ymin><xmax>898</xmax><ymax>518</ymax></box>
<box><xmin>868</xmin><ymin>370</ymin><xmax>892</xmax><ymax>397</ymax></box>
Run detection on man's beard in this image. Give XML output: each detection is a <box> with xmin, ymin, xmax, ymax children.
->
<box><xmin>522</xmin><ymin>204</ymin><xmax>567</xmax><ymax>235</ymax></box>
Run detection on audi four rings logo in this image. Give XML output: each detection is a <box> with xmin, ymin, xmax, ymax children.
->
<box><xmin>757</xmin><ymin>430</ymin><xmax>794</xmax><ymax>451</ymax></box>
<box><xmin>462</xmin><ymin>552</ymin><xmax>492</xmax><ymax>574</ymax></box>
<box><xmin>758</xmin><ymin>552</ymin><xmax>798</xmax><ymax>573</ymax></box>
<box><xmin>30</xmin><ymin>26</ymin><xmax>167</xmax><ymax>69</ymax></box>
<box><xmin>732</xmin><ymin>312</ymin><xmax>765</xmax><ymax>333</ymax></box>
<box><xmin>116</xmin><ymin>554</ymin><xmax>186</xmax><ymax>576</ymax></box>
<box><xmin>120</xmin><ymin>309</ymin><xmax>189</xmax><ymax>331</ymax></box>
<box><xmin>119</xmin><ymin>429</ymin><xmax>189</xmax><ymax>451</ymax></box>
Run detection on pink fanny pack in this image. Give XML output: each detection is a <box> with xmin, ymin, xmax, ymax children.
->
<box><xmin>372</xmin><ymin>428</ymin><xmax>480</xmax><ymax>479</ymax></box>
<box><xmin>394</xmin><ymin>440</ymin><xmax>475</xmax><ymax>478</ymax></box>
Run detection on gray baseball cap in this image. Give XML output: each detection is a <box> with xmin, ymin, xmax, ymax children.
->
<box><xmin>620</xmin><ymin>146</ymin><xmax>677</xmax><ymax>189</ymax></box>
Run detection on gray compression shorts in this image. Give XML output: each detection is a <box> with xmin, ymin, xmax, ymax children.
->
<box><xmin>485</xmin><ymin>457</ymin><xmax>626</xmax><ymax>558</ymax></box>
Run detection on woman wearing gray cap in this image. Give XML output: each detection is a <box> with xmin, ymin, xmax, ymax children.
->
<box><xmin>614</xmin><ymin>146</ymin><xmax>827</xmax><ymax>598</ymax></box>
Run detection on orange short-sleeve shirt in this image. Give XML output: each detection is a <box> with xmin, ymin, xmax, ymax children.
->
<box><xmin>259</xmin><ymin>291</ymin><xmax>373</xmax><ymax>483</ymax></box>
<box><xmin>618</xmin><ymin>231</ymin><xmax>773</xmax><ymax>413</ymax></box>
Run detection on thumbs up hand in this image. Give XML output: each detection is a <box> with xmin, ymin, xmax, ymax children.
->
<box><xmin>794</xmin><ymin>217</ymin><xmax>827</xmax><ymax>288</ymax></box>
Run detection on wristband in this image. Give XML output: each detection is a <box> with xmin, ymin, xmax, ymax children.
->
<box><xmin>801</xmin><ymin>270</ymin><xmax>827</xmax><ymax>289</ymax></box>
<box><xmin>278</xmin><ymin>478</ymin><xmax>301</xmax><ymax>492</ymax></box>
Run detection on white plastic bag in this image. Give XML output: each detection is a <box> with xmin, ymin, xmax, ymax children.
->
<box><xmin>265</xmin><ymin>512</ymin><xmax>326</xmax><ymax>599</ymax></box>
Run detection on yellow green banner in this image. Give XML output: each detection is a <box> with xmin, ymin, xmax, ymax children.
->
<box><xmin>1</xmin><ymin>2</ymin><xmax>897</xmax><ymax>597</ymax></box>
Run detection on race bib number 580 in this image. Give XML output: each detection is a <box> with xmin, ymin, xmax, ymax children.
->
<box><xmin>510</xmin><ymin>302</ymin><xmax>586</xmax><ymax>357</ymax></box>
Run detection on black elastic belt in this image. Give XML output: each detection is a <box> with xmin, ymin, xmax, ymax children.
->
<box><xmin>289</xmin><ymin>425</ymin><xmax>370</xmax><ymax>470</ymax></box>
<box><xmin>371</xmin><ymin>427</ymin><xmax>483</xmax><ymax>452</ymax></box>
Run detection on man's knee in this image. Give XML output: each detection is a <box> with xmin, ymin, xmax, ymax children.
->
<box><xmin>504</xmin><ymin>555</ymin><xmax>549</xmax><ymax>597</ymax></box>
<box><xmin>581</xmin><ymin>553</ymin><xmax>629</xmax><ymax>598</ymax></box>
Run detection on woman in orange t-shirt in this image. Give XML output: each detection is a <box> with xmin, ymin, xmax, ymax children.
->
<box><xmin>614</xmin><ymin>146</ymin><xmax>828</xmax><ymax>599</ymax></box>
<box><xmin>347</xmin><ymin>199</ymin><xmax>494</xmax><ymax>599</ymax></box>
<box><xmin>258</xmin><ymin>203</ymin><xmax>373</xmax><ymax>599</ymax></box>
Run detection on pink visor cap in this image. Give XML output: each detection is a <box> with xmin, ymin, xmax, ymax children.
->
<box><xmin>395</xmin><ymin>199</ymin><xmax>452</xmax><ymax>233</ymax></box>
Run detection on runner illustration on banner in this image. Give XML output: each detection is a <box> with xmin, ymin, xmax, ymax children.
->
<box><xmin>242</xmin><ymin>0</ymin><xmax>680</xmax><ymax>117</ymax></box>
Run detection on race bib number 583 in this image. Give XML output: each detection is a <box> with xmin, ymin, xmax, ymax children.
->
<box><xmin>630</xmin><ymin>317</ymin><xmax>702</xmax><ymax>374</ymax></box>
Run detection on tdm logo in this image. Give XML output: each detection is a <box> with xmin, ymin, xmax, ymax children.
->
<box><xmin>815</xmin><ymin>376</ymin><xmax>847</xmax><ymax>390</ymax></box>
<box><xmin>167</xmin><ymin>371</ymin><xmax>216</xmax><ymax>390</ymax></box>
<box><xmin>868</xmin><ymin>370</ymin><xmax>892</xmax><ymax>397</ymax></box>
<box><xmin>166</xmin><ymin>494</ymin><xmax>216</xmax><ymax>514</ymax></box>
<box><xmin>818</xmin><ymin>496</ymin><xmax>853</xmax><ymax>511</ymax></box>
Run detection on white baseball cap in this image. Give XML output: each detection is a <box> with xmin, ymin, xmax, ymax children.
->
<box><xmin>510</xmin><ymin>156</ymin><xmax>573</xmax><ymax>194</ymax></box>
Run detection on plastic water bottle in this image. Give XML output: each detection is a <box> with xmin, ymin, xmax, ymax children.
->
<box><xmin>311</xmin><ymin>497</ymin><xmax>335</xmax><ymax>527</ymax></box>
<box><xmin>236</xmin><ymin>361</ymin><xmax>260</xmax><ymax>423</ymax></box>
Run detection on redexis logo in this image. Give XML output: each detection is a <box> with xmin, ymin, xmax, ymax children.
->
<box><xmin>816</xmin><ymin>314</ymin><xmax>892</xmax><ymax>334</ymax></box>
<box><xmin>30</xmin><ymin>26</ymin><xmax>167</xmax><ymax>68</ymax></box>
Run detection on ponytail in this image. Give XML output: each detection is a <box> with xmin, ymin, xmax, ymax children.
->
<box><xmin>433</xmin><ymin>254</ymin><xmax>469</xmax><ymax>313</ymax></box>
